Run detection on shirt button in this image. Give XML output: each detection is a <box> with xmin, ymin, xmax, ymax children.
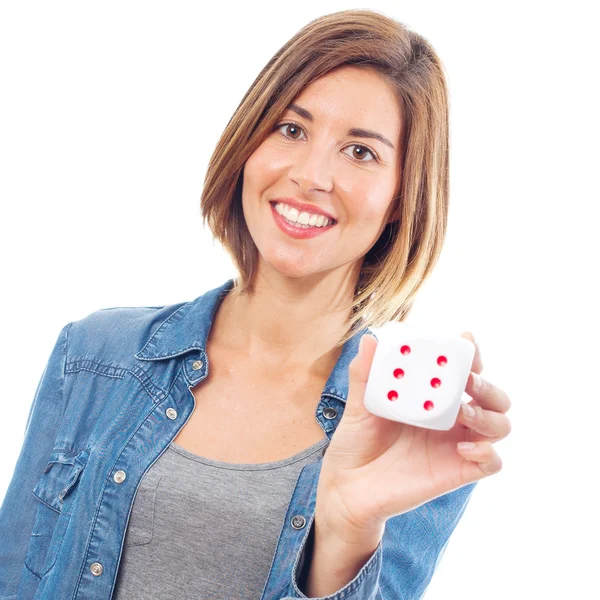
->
<box><xmin>113</xmin><ymin>470</ymin><xmax>126</xmax><ymax>484</ymax></box>
<box><xmin>90</xmin><ymin>562</ymin><xmax>103</xmax><ymax>576</ymax></box>
<box><xmin>166</xmin><ymin>407</ymin><xmax>178</xmax><ymax>420</ymax></box>
<box><xmin>192</xmin><ymin>360</ymin><xmax>203</xmax><ymax>370</ymax></box>
<box><xmin>323</xmin><ymin>407</ymin><xmax>337</xmax><ymax>420</ymax></box>
<box><xmin>291</xmin><ymin>515</ymin><xmax>306</xmax><ymax>530</ymax></box>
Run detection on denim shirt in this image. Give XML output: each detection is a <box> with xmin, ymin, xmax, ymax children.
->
<box><xmin>0</xmin><ymin>278</ymin><xmax>477</xmax><ymax>600</ymax></box>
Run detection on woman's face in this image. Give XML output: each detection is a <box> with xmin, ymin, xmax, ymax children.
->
<box><xmin>241</xmin><ymin>65</ymin><xmax>403</xmax><ymax>281</ymax></box>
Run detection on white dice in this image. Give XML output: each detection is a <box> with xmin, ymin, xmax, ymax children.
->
<box><xmin>364</xmin><ymin>322</ymin><xmax>476</xmax><ymax>430</ymax></box>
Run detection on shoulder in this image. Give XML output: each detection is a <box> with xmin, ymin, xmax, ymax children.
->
<box><xmin>67</xmin><ymin>300</ymin><xmax>189</xmax><ymax>367</ymax></box>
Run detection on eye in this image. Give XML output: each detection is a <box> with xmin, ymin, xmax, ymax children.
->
<box><xmin>273</xmin><ymin>121</ymin><xmax>379</xmax><ymax>164</ymax></box>
<box><xmin>341</xmin><ymin>144</ymin><xmax>377</xmax><ymax>163</ymax></box>
<box><xmin>275</xmin><ymin>122</ymin><xmax>306</xmax><ymax>141</ymax></box>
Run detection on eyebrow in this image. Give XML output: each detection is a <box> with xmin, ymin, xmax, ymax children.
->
<box><xmin>287</xmin><ymin>103</ymin><xmax>396</xmax><ymax>150</ymax></box>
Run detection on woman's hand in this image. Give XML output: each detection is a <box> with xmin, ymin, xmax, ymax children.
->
<box><xmin>315</xmin><ymin>332</ymin><xmax>512</xmax><ymax>543</ymax></box>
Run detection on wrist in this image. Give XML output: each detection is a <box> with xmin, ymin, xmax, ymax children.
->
<box><xmin>315</xmin><ymin>500</ymin><xmax>386</xmax><ymax>547</ymax></box>
<box><xmin>302</xmin><ymin>514</ymin><xmax>384</xmax><ymax>597</ymax></box>
<box><xmin>315</xmin><ymin>513</ymin><xmax>385</xmax><ymax>558</ymax></box>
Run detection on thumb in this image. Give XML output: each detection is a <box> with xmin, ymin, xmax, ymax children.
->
<box><xmin>344</xmin><ymin>334</ymin><xmax>379</xmax><ymax>421</ymax></box>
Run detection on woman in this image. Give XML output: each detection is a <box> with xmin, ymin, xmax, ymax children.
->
<box><xmin>0</xmin><ymin>9</ymin><xmax>511</xmax><ymax>600</ymax></box>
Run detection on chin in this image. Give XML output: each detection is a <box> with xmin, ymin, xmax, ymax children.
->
<box><xmin>260</xmin><ymin>250</ymin><xmax>319</xmax><ymax>279</ymax></box>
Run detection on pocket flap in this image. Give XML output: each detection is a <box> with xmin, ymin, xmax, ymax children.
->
<box><xmin>33</xmin><ymin>448</ymin><xmax>89</xmax><ymax>512</ymax></box>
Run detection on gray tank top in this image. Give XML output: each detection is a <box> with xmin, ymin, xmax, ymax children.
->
<box><xmin>112</xmin><ymin>436</ymin><xmax>329</xmax><ymax>600</ymax></box>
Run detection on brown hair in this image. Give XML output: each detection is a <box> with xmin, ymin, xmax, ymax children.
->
<box><xmin>200</xmin><ymin>9</ymin><xmax>451</xmax><ymax>348</ymax></box>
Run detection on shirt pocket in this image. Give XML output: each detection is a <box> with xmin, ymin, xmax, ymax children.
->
<box><xmin>124</xmin><ymin>470</ymin><xmax>162</xmax><ymax>548</ymax></box>
<box><xmin>24</xmin><ymin>448</ymin><xmax>89</xmax><ymax>578</ymax></box>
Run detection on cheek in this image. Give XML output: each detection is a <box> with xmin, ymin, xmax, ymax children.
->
<box><xmin>244</xmin><ymin>144</ymin><xmax>287</xmax><ymax>187</ymax></box>
<box><xmin>345</xmin><ymin>179</ymin><xmax>396</xmax><ymax>222</ymax></box>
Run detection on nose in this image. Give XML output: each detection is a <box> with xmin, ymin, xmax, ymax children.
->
<box><xmin>287</xmin><ymin>143</ymin><xmax>334</xmax><ymax>194</ymax></box>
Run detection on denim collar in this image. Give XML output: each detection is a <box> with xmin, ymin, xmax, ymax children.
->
<box><xmin>135</xmin><ymin>278</ymin><xmax>373</xmax><ymax>403</ymax></box>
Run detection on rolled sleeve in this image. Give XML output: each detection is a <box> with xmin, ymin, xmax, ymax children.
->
<box><xmin>285</xmin><ymin>515</ymin><xmax>383</xmax><ymax>600</ymax></box>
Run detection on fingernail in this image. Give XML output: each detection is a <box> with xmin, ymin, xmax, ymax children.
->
<box><xmin>462</xmin><ymin>403</ymin><xmax>475</xmax><ymax>418</ymax></box>
<box><xmin>458</xmin><ymin>441</ymin><xmax>476</xmax><ymax>450</ymax></box>
<box><xmin>471</xmin><ymin>372</ymin><xmax>481</xmax><ymax>391</ymax></box>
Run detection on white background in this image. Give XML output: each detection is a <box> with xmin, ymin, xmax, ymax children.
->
<box><xmin>1</xmin><ymin>1</ymin><xmax>598</xmax><ymax>597</ymax></box>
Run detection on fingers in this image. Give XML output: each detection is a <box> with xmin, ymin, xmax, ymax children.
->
<box><xmin>458</xmin><ymin>371</ymin><xmax>512</xmax><ymax>442</ymax></box>
<box><xmin>457</xmin><ymin>401</ymin><xmax>512</xmax><ymax>442</ymax></box>
<box><xmin>457</xmin><ymin>440</ymin><xmax>503</xmax><ymax>479</ymax></box>
<box><xmin>465</xmin><ymin>372</ymin><xmax>512</xmax><ymax>413</ymax></box>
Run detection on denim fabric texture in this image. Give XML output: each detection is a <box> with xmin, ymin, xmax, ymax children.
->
<box><xmin>0</xmin><ymin>278</ymin><xmax>477</xmax><ymax>599</ymax></box>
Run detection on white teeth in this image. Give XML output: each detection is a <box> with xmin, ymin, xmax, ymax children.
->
<box><xmin>274</xmin><ymin>202</ymin><xmax>333</xmax><ymax>227</ymax></box>
<box><xmin>297</xmin><ymin>211</ymin><xmax>310</xmax><ymax>225</ymax></box>
<box><xmin>284</xmin><ymin>217</ymin><xmax>314</xmax><ymax>228</ymax></box>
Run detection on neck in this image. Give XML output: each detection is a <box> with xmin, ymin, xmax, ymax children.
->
<box><xmin>212</xmin><ymin>267</ymin><xmax>360</xmax><ymax>374</ymax></box>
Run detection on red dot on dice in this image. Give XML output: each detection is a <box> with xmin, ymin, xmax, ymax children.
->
<box><xmin>437</xmin><ymin>355</ymin><xmax>447</xmax><ymax>366</ymax></box>
<box><xmin>431</xmin><ymin>377</ymin><xmax>441</xmax><ymax>388</ymax></box>
<box><xmin>400</xmin><ymin>345</ymin><xmax>411</xmax><ymax>355</ymax></box>
<box><xmin>388</xmin><ymin>390</ymin><xmax>398</xmax><ymax>401</ymax></box>
<box><xmin>393</xmin><ymin>368</ymin><xmax>404</xmax><ymax>378</ymax></box>
<box><xmin>423</xmin><ymin>400</ymin><xmax>434</xmax><ymax>411</ymax></box>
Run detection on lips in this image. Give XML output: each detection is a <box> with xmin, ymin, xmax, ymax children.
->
<box><xmin>270</xmin><ymin>201</ymin><xmax>335</xmax><ymax>239</ymax></box>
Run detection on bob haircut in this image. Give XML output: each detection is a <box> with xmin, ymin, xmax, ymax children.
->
<box><xmin>201</xmin><ymin>9</ymin><xmax>451</xmax><ymax>349</ymax></box>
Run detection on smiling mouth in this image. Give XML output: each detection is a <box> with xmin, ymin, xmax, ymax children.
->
<box><xmin>270</xmin><ymin>201</ymin><xmax>336</xmax><ymax>239</ymax></box>
<box><xmin>270</xmin><ymin>201</ymin><xmax>336</xmax><ymax>228</ymax></box>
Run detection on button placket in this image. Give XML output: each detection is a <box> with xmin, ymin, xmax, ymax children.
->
<box><xmin>83</xmin><ymin>365</ymin><xmax>201</xmax><ymax>594</ymax></box>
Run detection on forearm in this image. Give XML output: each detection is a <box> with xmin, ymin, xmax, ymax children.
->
<box><xmin>303</xmin><ymin>515</ymin><xmax>384</xmax><ymax>598</ymax></box>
